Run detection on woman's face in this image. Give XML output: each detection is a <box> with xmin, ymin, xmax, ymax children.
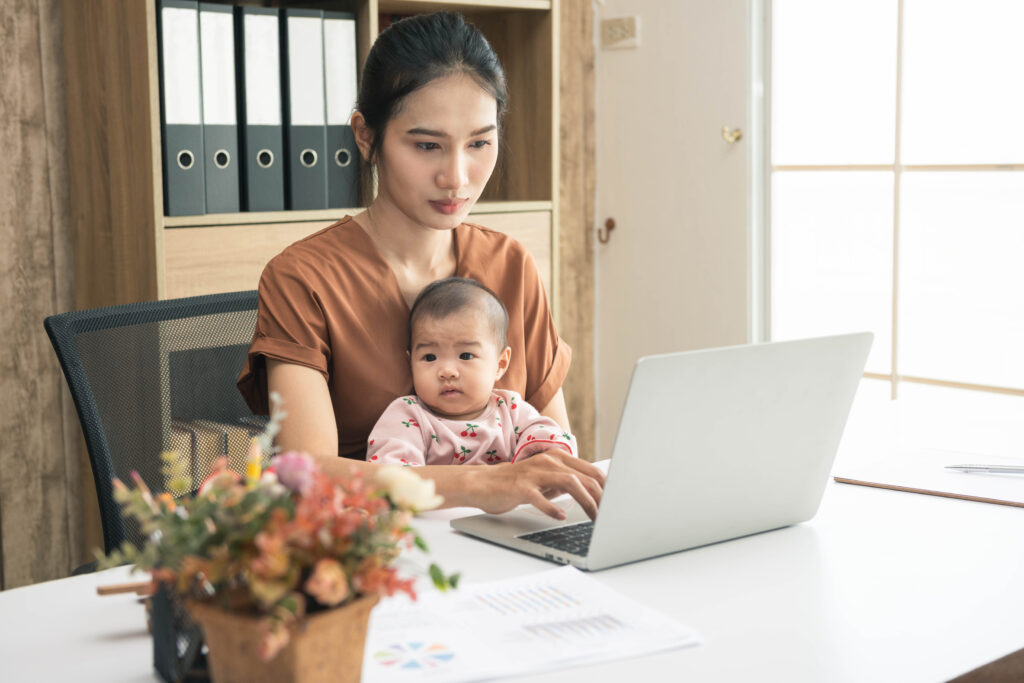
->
<box><xmin>375</xmin><ymin>72</ymin><xmax>499</xmax><ymax>231</ymax></box>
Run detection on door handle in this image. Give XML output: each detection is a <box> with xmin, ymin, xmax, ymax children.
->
<box><xmin>721</xmin><ymin>126</ymin><xmax>743</xmax><ymax>143</ymax></box>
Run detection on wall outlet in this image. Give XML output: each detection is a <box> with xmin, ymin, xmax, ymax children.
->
<box><xmin>601</xmin><ymin>16</ymin><xmax>640</xmax><ymax>49</ymax></box>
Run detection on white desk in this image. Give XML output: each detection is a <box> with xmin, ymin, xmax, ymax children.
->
<box><xmin>2</xmin><ymin>479</ymin><xmax>1023</xmax><ymax>682</ymax></box>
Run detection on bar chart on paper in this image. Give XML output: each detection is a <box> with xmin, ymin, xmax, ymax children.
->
<box><xmin>363</xmin><ymin>566</ymin><xmax>700</xmax><ymax>682</ymax></box>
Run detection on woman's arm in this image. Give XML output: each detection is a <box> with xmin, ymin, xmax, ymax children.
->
<box><xmin>537</xmin><ymin>388</ymin><xmax>571</xmax><ymax>432</ymax></box>
<box><xmin>266</xmin><ymin>359</ymin><xmax>339</xmax><ymax>457</ymax></box>
<box><xmin>266</xmin><ymin>359</ymin><xmax>604</xmax><ymax>519</ymax></box>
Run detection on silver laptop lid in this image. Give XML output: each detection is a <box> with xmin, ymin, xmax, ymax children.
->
<box><xmin>585</xmin><ymin>332</ymin><xmax>872</xmax><ymax>570</ymax></box>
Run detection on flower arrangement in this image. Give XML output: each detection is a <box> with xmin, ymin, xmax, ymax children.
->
<box><xmin>101</xmin><ymin>398</ymin><xmax>457</xmax><ymax>661</ymax></box>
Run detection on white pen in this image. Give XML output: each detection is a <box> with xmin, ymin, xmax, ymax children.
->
<box><xmin>945</xmin><ymin>464</ymin><xmax>1024</xmax><ymax>474</ymax></box>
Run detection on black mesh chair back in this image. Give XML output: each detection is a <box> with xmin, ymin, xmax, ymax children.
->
<box><xmin>44</xmin><ymin>291</ymin><xmax>264</xmax><ymax>554</ymax></box>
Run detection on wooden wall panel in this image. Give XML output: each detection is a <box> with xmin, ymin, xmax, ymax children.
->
<box><xmin>557</xmin><ymin>0</ymin><xmax>596</xmax><ymax>460</ymax></box>
<box><xmin>0</xmin><ymin>0</ymin><xmax>82</xmax><ymax>589</ymax></box>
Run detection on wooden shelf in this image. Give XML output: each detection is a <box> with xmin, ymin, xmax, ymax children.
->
<box><xmin>379</xmin><ymin>0</ymin><xmax>551</xmax><ymax>12</ymax></box>
<box><xmin>162</xmin><ymin>200</ymin><xmax>554</xmax><ymax>228</ymax></box>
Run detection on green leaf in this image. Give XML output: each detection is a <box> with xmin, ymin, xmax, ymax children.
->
<box><xmin>429</xmin><ymin>563</ymin><xmax>445</xmax><ymax>589</ymax></box>
<box><xmin>413</xmin><ymin>535</ymin><xmax>428</xmax><ymax>552</ymax></box>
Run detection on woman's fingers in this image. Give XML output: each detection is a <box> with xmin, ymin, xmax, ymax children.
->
<box><xmin>524</xmin><ymin>489</ymin><xmax>568</xmax><ymax>520</ymax></box>
<box><xmin>473</xmin><ymin>453</ymin><xmax>606</xmax><ymax>520</ymax></box>
<box><xmin>522</xmin><ymin>452</ymin><xmax>603</xmax><ymax>520</ymax></box>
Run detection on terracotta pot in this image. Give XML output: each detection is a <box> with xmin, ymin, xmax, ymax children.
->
<box><xmin>187</xmin><ymin>595</ymin><xmax>380</xmax><ymax>683</ymax></box>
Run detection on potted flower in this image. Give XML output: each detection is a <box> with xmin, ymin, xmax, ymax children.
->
<box><xmin>102</xmin><ymin>402</ymin><xmax>457</xmax><ymax>683</ymax></box>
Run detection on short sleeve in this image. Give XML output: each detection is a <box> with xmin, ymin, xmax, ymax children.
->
<box><xmin>237</xmin><ymin>252</ymin><xmax>332</xmax><ymax>415</ymax></box>
<box><xmin>509</xmin><ymin>395</ymin><xmax>576</xmax><ymax>462</ymax></box>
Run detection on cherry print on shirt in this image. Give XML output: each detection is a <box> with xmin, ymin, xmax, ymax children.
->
<box><xmin>402</xmin><ymin>397</ymin><xmax>417</xmax><ymax>405</ymax></box>
<box><xmin>456</xmin><ymin>445</ymin><xmax>472</xmax><ymax>463</ymax></box>
<box><xmin>485</xmin><ymin>449</ymin><xmax>501</xmax><ymax>463</ymax></box>
<box><xmin>401</xmin><ymin>419</ymin><xmax>419</xmax><ymax>429</ymax></box>
<box><xmin>461</xmin><ymin>423</ymin><xmax>479</xmax><ymax>437</ymax></box>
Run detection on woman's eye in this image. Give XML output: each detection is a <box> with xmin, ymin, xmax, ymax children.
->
<box><xmin>422</xmin><ymin>353</ymin><xmax>437</xmax><ymax>362</ymax></box>
<box><xmin>459</xmin><ymin>352</ymin><xmax>475</xmax><ymax>360</ymax></box>
<box><xmin>416</xmin><ymin>142</ymin><xmax>440</xmax><ymax>151</ymax></box>
<box><xmin>469</xmin><ymin>139</ymin><xmax>492</xmax><ymax>149</ymax></box>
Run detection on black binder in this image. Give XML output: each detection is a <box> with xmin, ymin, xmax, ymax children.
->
<box><xmin>282</xmin><ymin>8</ymin><xmax>328</xmax><ymax>210</ymax></box>
<box><xmin>157</xmin><ymin>0</ymin><xmax>205</xmax><ymax>216</ymax></box>
<box><xmin>236</xmin><ymin>6</ymin><xmax>285</xmax><ymax>212</ymax></box>
<box><xmin>199</xmin><ymin>2</ymin><xmax>240</xmax><ymax>214</ymax></box>
<box><xmin>324</xmin><ymin>11</ymin><xmax>360</xmax><ymax>209</ymax></box>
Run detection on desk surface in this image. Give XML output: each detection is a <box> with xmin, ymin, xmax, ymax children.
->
<box><xmin>2</xmin><ymin>478</ymin><xmax>1023</xmax><ymax>682</ymax></box>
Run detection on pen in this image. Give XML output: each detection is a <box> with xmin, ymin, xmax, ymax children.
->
<box><xmin>945</xmin><ymin>464</ymin><xmax>1024</xmax><ymax>474</ymax></box>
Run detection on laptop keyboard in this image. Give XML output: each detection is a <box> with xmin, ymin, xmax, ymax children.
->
<box><xmin>518</xmin><ymin>521</ymin><xmax>594</xmax><ymax>557</ymax></box>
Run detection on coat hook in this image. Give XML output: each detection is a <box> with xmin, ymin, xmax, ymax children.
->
<box><xmin>598</xmin><ymin>218</ymin><xmax>616</xmax><ymax>244</ymax></box>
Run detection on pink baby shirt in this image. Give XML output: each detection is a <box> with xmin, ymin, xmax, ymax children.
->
<box><xmin>366</xmin><ymin>389</ymin><xmax>576</xmax><ymax>467</ymax></box>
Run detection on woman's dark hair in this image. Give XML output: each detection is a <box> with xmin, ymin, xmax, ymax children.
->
<box><xmin>409</xmin><ymin>277</ymin><xmax>510</xmax><ymax>351</ymax></box>
<box><xmin>357</xmin><ymin>11</ymin><xmax>508</xmax><ymax>167</ymax></box>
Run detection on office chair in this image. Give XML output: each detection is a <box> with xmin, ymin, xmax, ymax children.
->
<box><xmin>44</xmin><ymin>290</ymin><xmax>264</xmax><ymax>555</ymax></box>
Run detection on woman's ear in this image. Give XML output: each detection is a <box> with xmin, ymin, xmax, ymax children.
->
<box><xmin>351</xmin><ymin>111</ymin><xmax>375</xmax><ymax>163</ymax></box>
<box><xmin>495</xmin><ymin>346</ymin><xmax>512</xmax><ymax>381</ymax></box>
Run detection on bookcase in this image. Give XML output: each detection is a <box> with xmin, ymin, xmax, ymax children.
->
<box><xmin>61</xmin><ymin>0</ymin><xmax>560</xmax><ymax>307</ymax></box>
<box><xmin>60</xmin><ymin>0</ymin><xmax>592</xmax><ymax>562</ymax></box>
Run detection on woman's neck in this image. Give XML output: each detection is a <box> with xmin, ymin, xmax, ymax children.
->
<box><xmin>358</xmin><ymin>202</ymin><xmax>458</xmax><ymax>306</ymax></box>
<box><xmin>359</xmin><ymin>203</ymin><xmax>455</xmax><ymax>274</ymax></box>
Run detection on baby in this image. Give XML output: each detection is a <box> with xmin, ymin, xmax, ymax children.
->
<box><xmin>367</xmin><ymin>277</ymin><xmax>576</xmax><ymax>467</ymax></box>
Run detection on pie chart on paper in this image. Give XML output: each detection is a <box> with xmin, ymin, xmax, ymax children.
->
<box><xmin>373</xmin><ymin>641</ymin><xmax>456</xmax><ymax>670</ymax></box>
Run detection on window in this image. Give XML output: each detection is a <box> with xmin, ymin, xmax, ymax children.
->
<box><xmin>770</xmin><ymin>0</ymin><xmax>1024</xmax><ymax>456</ymax></box>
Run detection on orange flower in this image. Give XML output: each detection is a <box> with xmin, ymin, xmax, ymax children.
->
<box><xmin>304</xmin><ymin>558</ymin><xmax>350</xmax><ymax>607</ymax></box>
<box><xmin>155</xmin><ymin>492</ymin><xmax>176</xmax><ymax>512</ymax></box>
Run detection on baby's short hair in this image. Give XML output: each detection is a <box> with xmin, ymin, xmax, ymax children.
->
<box><xmin>409</xmin><ymin>277</ymin><xmax>509</xmax><ymax>350</ymax></box>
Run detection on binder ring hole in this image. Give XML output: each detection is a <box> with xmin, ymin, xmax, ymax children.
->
<box><xmin>334</xmin><ymin>148</ymin><xmax>352</xmax><ymax>168</ymax></box>
<box><xmin>257</xmin><ymin>149</ymin><xmax>274</xmax><ymax>169</ymax></box>
<box><xmin>176</xmin><ymin>150</ymin><xmax>194</xmax><ymax>170</ymax></box>
<box><xmin>214</xmin><ymin>149</ymin><xmax>230</xmax><ymax>169</ymax></box>
<box><xmin>300</xmin><ymin>149</ymin><xmax>318</xmax><ymax>168</ymax></box>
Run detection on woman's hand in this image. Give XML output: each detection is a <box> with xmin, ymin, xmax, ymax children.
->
<box><xmin>494</xmin><ymin>452</ymin><xmax>605</xmax><ymax>520</ymax></box>
<box><xmin>467</xmin><ymin>450</ymin><xmax>605</xmax><ymax>521</ymax></box>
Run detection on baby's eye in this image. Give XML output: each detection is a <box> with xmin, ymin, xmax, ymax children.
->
<box><xmin>459</xmin><ymin>352</ymin><xmax>475</xmax><ymax>360</ymax></box>
<box><xmin>422</xmin><ymin>353</ymin><xmax>437</xmax><ymax>362</ymax></box>
<box><xmin>416</xmin><ymin>142</ymin><xmax>440</xmax><ymax>151</ymax></box>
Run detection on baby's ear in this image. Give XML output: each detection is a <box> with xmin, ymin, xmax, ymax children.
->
<box><xmin>495</xmin><ymin>346</ymin><xmax>512</xmax><ymax>380</ymax></box>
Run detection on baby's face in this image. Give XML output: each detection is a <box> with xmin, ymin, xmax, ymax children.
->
<box><xmin>410</xmin><ymin>310</ymin><xmax>510</xmax><ymax>421</ymax></box>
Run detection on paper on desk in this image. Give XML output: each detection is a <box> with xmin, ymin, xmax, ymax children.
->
<box><xmin>362</xmin><ymin>565</ymin><xmax>700</xmax><ymax>682</ymax></box>
<box><xmin>835</xmin><ymin>448</ymin><xmax>1024</xmax><ymax>508</ymax></box>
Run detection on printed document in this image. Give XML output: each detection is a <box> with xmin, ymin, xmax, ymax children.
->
<box><xmin>362</xmin><ymin>565</ymin><xmax>701</xmax><ymax>682</ymax></box>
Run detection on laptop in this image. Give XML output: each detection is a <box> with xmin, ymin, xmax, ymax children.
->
<box><xmin>451</xmin><ymin>332</ymin><xmax>873</xmax><ymax>571</ymax></box>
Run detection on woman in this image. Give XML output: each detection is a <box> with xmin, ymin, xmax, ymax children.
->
<box><xmin>238</xmin><ymin>12</ymin><xmax>603</xmax><ymax>520</ymax></box>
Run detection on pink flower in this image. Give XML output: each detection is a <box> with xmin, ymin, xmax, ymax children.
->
<box><xmin>258</xmin><ymin>618</ymin><xmax>290</xmax><ymax>661</ymax></box>
<box><xmin>304</xmin><ymin>558</ymin><xmax>350</xmax><ymax>607</ymax></box>
<box><xmin>269</xmin><ymin>451</ymin><xmax>316</xmax><ymax>496</ymax></box>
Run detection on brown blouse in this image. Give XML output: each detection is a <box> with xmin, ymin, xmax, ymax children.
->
<box><xmin>237</xmin><ymin>216</ymin><xmax>572</xmax><ymax>459</ymax></box>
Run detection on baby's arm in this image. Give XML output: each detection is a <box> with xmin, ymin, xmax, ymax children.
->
<box><xmin>366</xmin><ymin>398</ymin><xmax>430</xmax><ymax>466</ymax></box>
<box><xmin>509</xmin><ymin>396</ymin><xmax>577</xmax><ymax>463</ymax></box>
